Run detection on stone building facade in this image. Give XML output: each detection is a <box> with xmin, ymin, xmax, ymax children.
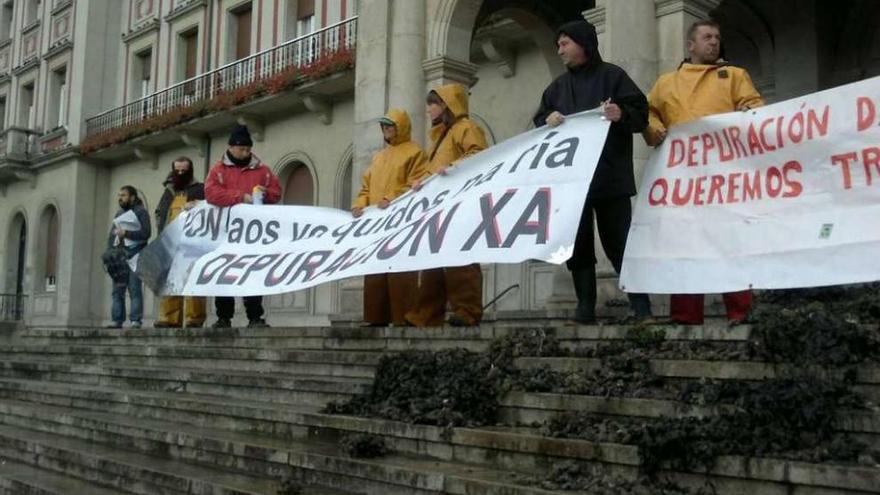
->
<box><xmin>0</xmin><ymin>0</ymin><xmax>877</xmax><ymax>327</ymax></box>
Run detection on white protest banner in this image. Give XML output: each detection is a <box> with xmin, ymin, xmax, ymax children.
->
<box><xmin>136</xmin><ymin>110</ymin><xmax>610</xmax><ymax>296</ymax></box>
<box><xmin>620</xmin><ymin>76</ymin><xmax>880</xmax><ymax>294</ymax></box>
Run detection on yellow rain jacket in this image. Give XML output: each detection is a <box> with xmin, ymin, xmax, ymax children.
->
<box><xmin>424</xmin><ymin>83</ymin><xmax>488</xmax><ymax>175</ymax></box>
<box><xmin>644</xmin><ymin>63</ymin><xmax>765</xmax><ymax>146</ymax></box>
<box><xmin>352</xmin><ymin>109</ymin><xmax>427</xmax><ymax>209</ymax></box>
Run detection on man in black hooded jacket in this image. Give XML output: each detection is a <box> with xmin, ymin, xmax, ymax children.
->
<box><xmin>534</xmin><ymin>19</ymin><xmax>652</xmax><ymax>324</ymax></box>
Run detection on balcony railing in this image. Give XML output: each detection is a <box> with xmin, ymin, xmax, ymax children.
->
<box><xmin>0</xmin><ymin>127</ymin><xmax>41</xmax><ymax>159</ymax></box>
<box><xmin>0</xmin><ymin>293</ymin><xmax>26</xmax><ymax>321</ymax></box>
<box><xmin>86</xmin><ymin>16</ymin><xmax>357</xmax><ymax>138</ymax></box>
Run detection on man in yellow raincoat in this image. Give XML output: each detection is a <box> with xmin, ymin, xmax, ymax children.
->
<box><xmin>352</xmin><ymin>109</ymin><xmax>426</xmax><ymax>326</ymax></box>
<box><xmin>153</xmin><ymin>157</ymin><xmax>206</xmax><ymax>328</ymax></box>
<box><xmin>406</xmin><ymin>83</ymin><xmax>488</xmax><ymax>327</ymax></box>
<box><xmin>644</xmin><ymin>20</ymin><xmax>764</xmax><ymax>325</ymax></box>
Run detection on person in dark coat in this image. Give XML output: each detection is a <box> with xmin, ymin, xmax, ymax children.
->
<box><xmin>534</xmin><ymin>19</ymin><xmax>652</xmax><ymax>324</ymax></box>
<box><xmin>107</xmin><ymin>185</ymin><xmax>152</xmax><ymax>329</ymax></box>
<box><xmin>153</xmin><ymin>156</ymin><xmax>207</xmax><ymax>328</ymax></box>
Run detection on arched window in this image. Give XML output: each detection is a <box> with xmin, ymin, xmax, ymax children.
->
<box><xmin>39</xmin><ymin>206</ymin><xmax>59</xmax><ymax>292</ymax></box>
<box><xmin>5</xmin><ymin>213</ymin><xmax>27</xmax><ymax>296</ymax></box>
<box><xmin>283</xmin><ymin>161</ymin><xmax>315</xmax><ymax>205</ymax></box>
<box><xmin>337</xmin><ymin>158</ymin><xmax>353</xmax><ymax>209</ymax></box>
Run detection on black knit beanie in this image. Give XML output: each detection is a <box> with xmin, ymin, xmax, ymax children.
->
<box><xmin>228</xmin><ymin>125</ymin><xmax>253</xmax><ymax>147</ymax></box>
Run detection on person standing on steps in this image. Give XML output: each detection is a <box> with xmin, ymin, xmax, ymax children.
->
<box><xmin>534</xmin><ymin>19</ymin><xmax>654</xmax><ymax>325</ymax></box>
<box><xmin>204</xmin><ymin>125</ymin><xmax>282</xmax><ymax>329</ymax></box>
<box><xmin>107</xmin><ymin>186</ymin><xmax>152</xmax><ymax>329</ymax></box>
<box><xmin>153</xmin><ymin>156</ymin><xmax>207</xmax><ymax>329</ymax></box>
<box><xmin>352</xmin><ymin>109</ymin><xmax>426</xmax><ymax>327</ymax></box>
<box><xmin>406</xmin><ymin>83</ymin><xmax>488</xmax><ymax>328</ymax></box>
<box><xmin>643</xmin><ymin>20</ymin><xmax>764</xmax><ymax>326</ymax></box>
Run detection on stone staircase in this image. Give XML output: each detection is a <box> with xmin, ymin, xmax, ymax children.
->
<box><xmin>0</xmin><ymin>324</ymin><xmax>877</xmax><ymax>494</ymax></box>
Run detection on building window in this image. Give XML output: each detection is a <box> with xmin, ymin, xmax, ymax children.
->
<box><xmin>0</xmin><ymin>97</ymin><xmax>6</xmax><ymax>130</ymax></box>
<box><xmin>285</xmin><ymin>0</ymin><xmax>315</xmax><ymax>40</ymax></box>
<box><xmin>229</xmin><ymin>3</ymin><xmax>252</xmax><ymax>62</ymax></box>
<box><xmin>132</xmin><ymin>49</ymin><xmax>152</xmax><ymax>100</ymax></box>
<box><xmin>18</xmin><ymin>83</ymin><xmax>34</xmax><ymax>128</ymax></box>
<box><xmin>41</xmin><ymin>206</ymin><xmax>58</xmax><ymax>292</ymax></box>
<box><xmin>283</xmin><ymin>162</ymin><xmax>315</xmax><ymax>205</ymax></box>
<box><xmin>337</xmin><ymin>158</ymin><xmax>352</xmax><ymax>208</ymax></box>
<box><xmin>24</xmin><ymin>0</ymin><xmax>39</xmax><ymax>26</ymax></box>
<box><xmin>46</xmin><ymin>66</ymin><xmax>66</xmax><ymax>129</ymax></box>
<box><xmin>0</xmin><ymin>1</ymin><xmax>14</xmax><ymax>40</ymax></box>
<box><xmin>179</xmin><ymin>28</ymin><xmax>198</xmax><ymax>82</ymax></box>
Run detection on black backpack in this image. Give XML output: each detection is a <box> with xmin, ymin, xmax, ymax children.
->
<box><xmin>101</xmin><ymin>246</ymin><xmax>131</xmax><ymax>284</ymax></box>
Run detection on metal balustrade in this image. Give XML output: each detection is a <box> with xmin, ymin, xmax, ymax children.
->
<box><xmin>0</xmin><ymin>293</ymin><xmax>25</xmax><ymax>321</ymax></box>
<box><xmin>85</xmin><ymin>16</ymin><xmax>357</xmax><ymax>138</ymax></box>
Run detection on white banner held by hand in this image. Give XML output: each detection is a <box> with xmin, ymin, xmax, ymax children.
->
<box><xmin>136</xmin><ymin>110</ymin><xmax>611</xmax><ymax>296</ymax></box>
<box><xmin>621</xmin><ymin>76</ymin><xmax>880</xmax><ymax>294</ymax></box>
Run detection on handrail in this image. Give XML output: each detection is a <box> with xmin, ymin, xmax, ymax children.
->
<box><xmin>85</xmin><ymin>16</ymin><xmax>357</xmax><ymax>137</ymax></box>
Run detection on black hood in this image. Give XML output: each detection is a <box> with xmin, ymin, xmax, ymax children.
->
<box><xmin>557</xmin><ymin>20</ymin><xmax>602</xmax><ymax>69</ymax></box>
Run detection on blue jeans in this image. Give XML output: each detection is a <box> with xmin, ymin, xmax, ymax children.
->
<box><xmin>111</xmin><ymin>246</ymin><xmax>144</xmax><ymax>324</ymax></box>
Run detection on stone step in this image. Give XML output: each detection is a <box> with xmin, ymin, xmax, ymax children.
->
<box><xmin>0</xmin><ymin>423</ymin><xmax>286</xmax><ymax>494</ymax></box>
<box><xmin>0</xmin><ymin>380</ymin><xmax>637</xmax><ymax>472</ymax></box>
<box><xmin>0</xmin><ymin>360</ymin><xmax>368</xmax><ymax>407</ymax></box>
<box><xmin>0</xmin><ymin>400</ymin><xmax>572</xmax><ymax>495</ymax></box>
<box><xmin>0</xmin><ymin>458</ymin><xmax>131</xmax><ymax>495</ymax></box>
<box><xmin>514</xmin><ymin>357</ymin><xmax>880</xmax><ymax>386</ymax></box>
<box><xmin>499</xmin><ymin>391</ymin><xmax>880</xmax><ymax>437</ymax></box>
<box><xmin>9</xmin><ymin>323</ymin><xmax>753</xmax><ymax>347</ymax></box>
<box><xmin>0</xmin><ymin>346</ymin><xmax>378</xmax><ymax>378</ymax></box>
<box><xmin>2</xmin><ymin>381</ymin><xmax>878</xmax><ymax>494</ymax></box>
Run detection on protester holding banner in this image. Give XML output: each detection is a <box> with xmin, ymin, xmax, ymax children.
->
<box><xmin>643</xmin><ymin>20</ymin><xmax>764</xmax><ymax>325</ymax></box>
<box><xmin>352</xmin><ymin>109</ymin><xmax>426</xmax><ymax>327</ymax></box>
<box><xmin>107</xmin><ymin>186</ymin><xmax>151</xmax><ymax>329</ymax></box>
<box><xmin>204</xmin><ymin>125</ymin><xmax>282</xmax><ymax>328</ymax></box>
<box><xmin>406</xmin><ymin>84</ymin><xmax>488</xmax><ymax>327</ymax></box>
<box><xmin>153</xmin><ymin>157</ymin><xmax>207</xmax><ymax>329</ymax></box>
<box><xmin>533</xmin><ymin>19</ymin><xmax>653</xmax><ymax>325</ymax></box>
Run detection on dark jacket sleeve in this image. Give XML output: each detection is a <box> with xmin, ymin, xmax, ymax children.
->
<box><xmin>533</xmin><ymin>82</ymin><xmax>558</xmax><ymax>128</ymax></box>
<box><xmin>188</xmin><ymin>182</ymin><xmax>206</xmax><ymax>201</ymax></box>
<box><xmin>155</xmin><ymin>189</ymin><xmax>172</xmax><ymax>233</ymax></box>
<box><xmin>612</xmin><ymin>69</ymin><xmax>649</xmax><ymax>133</ymax></box>
<box><xmin>126</xmin><ymin>205</ymin><xmax>152</xmax><ymax>242</ymax></box>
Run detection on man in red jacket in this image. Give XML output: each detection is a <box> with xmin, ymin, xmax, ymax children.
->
<box><xmin>205</xmin><ymin>125</ymin><xmax>282</xmax><ymax>328</ymax></box>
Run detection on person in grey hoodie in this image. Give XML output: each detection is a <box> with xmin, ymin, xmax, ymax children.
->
<box><xmin>107</xmin><ymin>185</ymin><xmax>151</xmax><ymax>329</ymax></box>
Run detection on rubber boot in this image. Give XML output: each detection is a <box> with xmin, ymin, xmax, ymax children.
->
<box><xmin>570</xmin><ymin>267</ymin><xmax>598</xmax><ymax>324</ymax></box>
<box><xmin>627</xmin><ymin>293</ymin><xmax>653</xmax><ymax>319</ymax></box>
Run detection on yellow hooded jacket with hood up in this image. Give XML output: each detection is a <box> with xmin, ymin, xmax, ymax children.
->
<box><xmin>352</xmin><ymin>109</ymin><xmax>427</xmax><ymax>209</ymax></box>
<box><xmin>423</xmin><ymin>83</ymin><xmax>488</xmax><ymax>175</ymax></box>
<box><xmin>644</xmin><ymin>62</ymin><xmax>765</xmax><ymax>146</ymax></box>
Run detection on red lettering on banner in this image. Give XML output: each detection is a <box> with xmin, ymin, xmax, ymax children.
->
<box><xmin>747</xmin><ymin>124</ymin><xmax>765</xmax><ymax>155</ymax></box>
<box><xmin>726</xmin><ymin>172</ymin><xmax>742</xmax><ymax>203</ymax></box>
<box><xmin>857</xmin><ymin>97</ymin><xmax>876</xmax><ymax>132</ymax></box>
<box><xmin>649</xmin><ymin>179</ymin><xmax>669</xmax><ymax>205</ymax></box>
<box><xmin>806</xmin><ymin>106</ymin><xmax>830</xmax><ymax>139</ymax></box>
<box><xmin>687</xmin><ymin>135</ymin><xmax>700</xmax><ymax>167</ymax></box>
<box><xmin>831</xmin><ymin>152</ymin><xmax>857</xmax><ymax>189</ymax></box>
<box><xmin>782</xmin><ymin>161</ymin><xmax>804</xmax><ymax>197</ymax></box>
<box><xmin>759</xmin><ymin>118</ymin><xmax>777</xmax><ymax>152</ymax></box>
<box><xmin>668</xmin><ymin>139</ymin><xmax>685</xmax><ymax>167</ymax></box>
<box><xmin>743</xmin><ymin>170</ymin><xmax>762</xmax><ymax>201</ymax></box>
<box><xmin>701</xmin><ymin>133</ymin><xmax>716</xmax><ymax>165</ymax></box>
<box><xmin>863</xmin><ymin>147</ymin><xmax>880</xmax><ymax>186</ymax></box>
<box><xmin>707</xmin><ymin>175</ymin><xmax>725</xmax><ymax>204</ymax></box>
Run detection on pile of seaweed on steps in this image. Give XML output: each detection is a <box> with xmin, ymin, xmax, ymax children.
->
<box><xmin>542</xmin><ymin>300</ymin><xmax>880</xmax><ymax>482</ymax></box>
<box><xmin>322</xmin><ymin>330</ymin><xmax>564</xmax><ymax>427</ymax></box>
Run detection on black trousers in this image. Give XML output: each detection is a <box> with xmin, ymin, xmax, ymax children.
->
<box><xmin>567</xmin><ymin>196</ymin><xmax>632</xmax><ymax>272</ymax></box>
<box><xmin>215</xmin><ymin>296</ymin><xmax>264</xmax><ymax>321</ymax></box>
